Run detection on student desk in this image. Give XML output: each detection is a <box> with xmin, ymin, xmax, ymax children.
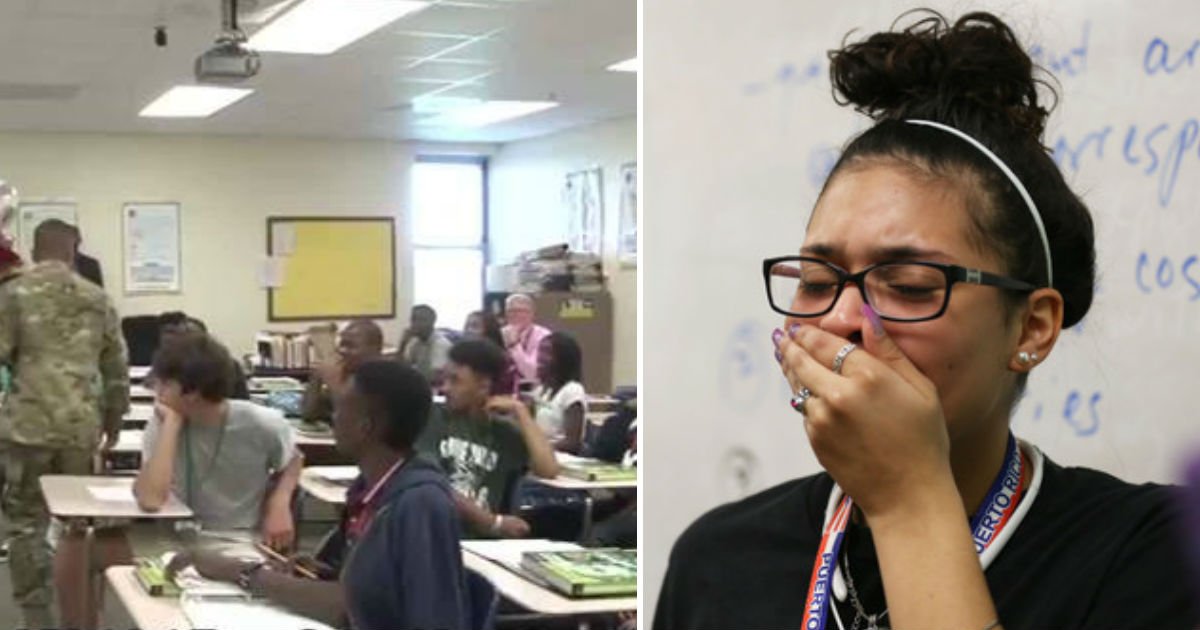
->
<box><xmin>43</xmin><ymin>475</ymin><xmax>193</xmax><ymax>629</ymax></box>
<box><xmin>129</xmin><ymin>366</ymin><xmax>151</xmax><ymax>383</ymax></box>
<box><xmin>462</xmin><ymin>541</ymin><xmax>636</xmax><ymax>615</ymax></box>
<box><xmin>130</xmin><ymin>384</ymin><xmax>154</xmax><ymax>401</ymax></box>
<box><xmin>106</xmin><ymin>565</ymin><xmax>190</xmax><ymax>629</ymax></box>
<box><xmin>106</xmin><ymin>565</ymin><xmax>337</xmax><ymax>630</ymax></box>
<box><xmin>298</xmin><ymin>466</ymin><xmax>355</xmax><ymax>505</ymax></box>
<box><xmin>41</xmin><ymin>475</ymin><xmax>191</xmax><ymax>522</ymax></box>
<box><xmin>122</xmin><ymin>403</ymin><xmax>155</xmax><ymax>430</ymax></box>
<box><xmin>292</xmin><ymin>430</ymin><xmax>335</xmax><ymax>448</ymax></box>
<box><xmin>112</xmin><ymin>430</ymin><xmax>143</xmax><ymax>453</ymax></box>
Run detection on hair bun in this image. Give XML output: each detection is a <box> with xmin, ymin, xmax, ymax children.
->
<box><xmin>829</xmin><ymin>11</ymin><xmax>1050</xmax><ymax>141</ymax></box>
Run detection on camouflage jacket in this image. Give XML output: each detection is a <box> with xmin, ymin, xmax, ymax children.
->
<box><xmin>0</xmin><ymin>261</ymin><xmax>129</xmax><ymax>448</ymax></box>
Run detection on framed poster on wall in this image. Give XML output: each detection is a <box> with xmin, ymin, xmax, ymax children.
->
<box><xmin>618</xmin><ymin>161</ymin><xmax>637</xmax><ymax>267</ymax></box>
<box><xmin>564</xmin><ymin>167</ymin><xmax>603</xmax><ymax>256</ymax></box>
<box><xmin>123</xmin><ymin>202</ymin><xmax>182</xmax><ymax>294</ymax></box>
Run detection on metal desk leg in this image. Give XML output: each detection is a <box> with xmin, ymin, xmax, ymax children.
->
<box><xmin>580</xmin><ymin>495</ymin><xmax>594</xmax><ymax>543</ymax></box>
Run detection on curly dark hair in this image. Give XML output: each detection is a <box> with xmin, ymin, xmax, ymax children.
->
<box><xmin>825</xmin><ymin>10</ymin><xmax>1095</xmax><ymax>331</ymax></box>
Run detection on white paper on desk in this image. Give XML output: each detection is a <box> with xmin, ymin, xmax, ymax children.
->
<box><xmin>554</xmin><ymin>452</ymin><xmax>598</xmax><ymax>465</ymax></box>
<box><xmin>87</xmin><ymin>485</ymin><xmax>136</xmax><ymax>504</ymax></box>
<box><xmin>258</xmin><ymin>256</ymin><xmax>287</xmax><ymax>289</ymax></box>
<box><xmin>183</xmin><ymin>598</ymin><xmax>338</xmax><ymax>630</ymax></box>
<box><xmin>462</xmin><ymin>539</ymin><xmax>582</xmax><ymax>571</ymax></box>
<box><xmin>114</xmin><ymin>430</ymin><xmax>143</xmax><ymax>451</ymax></box>
<box><xmin>125</xmin><ymin>404</ymin><xmax>155</xmax><ymax>421</ymax></box>
<box><xmin>314</xmin><ymin>466</ymin><xmax>359</xmax><ymax>482</ymax></box>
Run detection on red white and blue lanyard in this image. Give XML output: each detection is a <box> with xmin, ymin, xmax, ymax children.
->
<box><xmin>801</xmin><ymin>434</ymin><xmax>1041</xmax><ymax>630</ymax></box>
<box><xmin>346</xmin><ymin>456</ymin><xmax>405</xmax><ymax>540</ymax></box>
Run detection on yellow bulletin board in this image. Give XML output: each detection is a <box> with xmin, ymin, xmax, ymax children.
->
<box><xmin>267</xmin><ymin>217</ymin><xmax>395</xmax><ymax>321</ymax></box>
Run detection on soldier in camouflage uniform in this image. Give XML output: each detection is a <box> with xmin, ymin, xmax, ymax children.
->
<box><xmin>0</xmin><ymin>218</ymin><xmax>129</xmax><ymax>628</ymax></box>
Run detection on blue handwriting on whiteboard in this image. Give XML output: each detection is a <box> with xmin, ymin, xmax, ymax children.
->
<box><xmin>743</xmin><ymin>57</ymin><xmax>824</xmax><ymax>96</ymax></box>
<box><xmin>1144</xmin><ymin>36</ymin><xmax>1200</xmax><ymax>75</ymax></box>
<box><xmin>1062</xmin><ymin>390</ymin><xmax>1101</xmax><ymax>437</ymax></box>
<box><xmin>1029</xmin><ymin>22</ymin><xmax>1090</xmax><ymax>78</ymax></box>
<box><xmin>1018</xmin><ymin>389</ymin><xmax>1101</xmax><ymax>437</ymax></box>
<box><xmin>1052</xmin><ymin>119</ymin><xmax>1200</xmax><ymax>208</ymax></box>
<box><xmin>719</xmin><ymin>320</ymin><xmax>770</xmax><ymax>409</ymax></box>
<box><xmin>1136</xmin><ymin>251</ymin><xmax>1200</xmax><ymax>300</ymax></box>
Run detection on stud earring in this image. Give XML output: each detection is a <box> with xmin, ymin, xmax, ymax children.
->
<box><xmin>1017</xmin><ymin>351</ymin><xmax>1031</xmax><ymax>364</ymax></box>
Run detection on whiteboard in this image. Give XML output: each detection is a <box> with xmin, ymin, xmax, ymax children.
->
<box><xmin>644</xmin><ymin>0</ymin><xmax>1200</xmax><ymax>617</ymax></box>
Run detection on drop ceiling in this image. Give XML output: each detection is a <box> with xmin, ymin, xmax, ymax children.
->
<box><xmin>0</xmin><ymin>0</ymin><xmax>636</xmax><ymax>142</ymax></box>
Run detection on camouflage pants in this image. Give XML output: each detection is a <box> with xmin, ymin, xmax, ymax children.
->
<box><xmin>1</xmin><ymin>441</ymin><xmax>92</xmax><ymax>615</ymax></box>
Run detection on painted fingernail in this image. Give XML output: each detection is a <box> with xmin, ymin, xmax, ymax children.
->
<box><xmin>862</xmin><ymin>304</ymin><xmax>884</xmax><ymax>336</ymax></box>
<box><xmin>771</xmin><ymin>328</ymin><xmax>784</xmax><ymax>345</ymax></box>
<box><xmin>774</xmin><ymin>349</ymin><xmax>783</xmax><ymax>362</ymax></box>
<box><xmin>788</xmin><ymin>324</ymin><xmax>802</xmax><ymax>337</ymax></box>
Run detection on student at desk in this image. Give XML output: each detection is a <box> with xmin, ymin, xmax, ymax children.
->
<box><xmin>464</xmin><ymin>310</ymin><xmax>520</xmax><ymax>395</ymax></box>
<box><xmin>133</xmin><ymin>332</ymin><xmax>302</xmax><ymax>545</ymax></box>
<box><xmin>532</xmin><ymin>332</ymin><xmax>587</xmax><ymax>454</ymax></box>
<box><xmin>417</xmin><ymin>339</ymin><xmax>561</xmax><ymax>538</ymax></box>
<box><xmin>170</xmin><ymin>360</ymin><xmax>470</xmax><ymax>630</ymax></box>
<box><xmin>302</xmin><ymin>319</ymin><xmax>384</xmax><ymax>425</ymax></box>
<box><xmin>157</xmin><ymin>311</ymin><xmax>250</xmax><ymax>400</ymax></box>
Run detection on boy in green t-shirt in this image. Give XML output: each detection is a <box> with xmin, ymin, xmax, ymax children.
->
<box><xmin>417</xmin><ymin>339</ymin><xmax>560</xmax><ymax>538</ymax></box>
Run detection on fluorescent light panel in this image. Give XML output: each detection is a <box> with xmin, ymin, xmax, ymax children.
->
<box><xmin>424</xmin><ymin>100</ymin><xmax>559</xmax><ymax>128</ymax></box>
<box><xmin>607</xmin><ymin>57</ymin><xmax>639</xmax><ymax>73</ymax></box>
<box><xmin>249</xmin><ymin>0</ymin><xmax>429</xmax><ymax>55</ymax></box>
<box><xmin>139</xmin><ymin>86</ymin><xmax>253</xmax><ymax>118</ymax></box>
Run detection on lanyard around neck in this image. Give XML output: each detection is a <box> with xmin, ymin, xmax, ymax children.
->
<box><xmin>802</xmin><ymin>434</ymin><xmax>1044</xmax><ymax>630</ymax></box>
<box><xmin>184</xmin><ymin>413</ymin><xmax>228</xmax><ymax>508</ymax></box>
<box><xmin>347</xmin><ymin>456</ymin><xmax>406</xmax><ymax>539</ymax></box>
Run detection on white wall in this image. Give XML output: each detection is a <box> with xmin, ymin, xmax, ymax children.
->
<box><xmin>487</xmin><ymin>116</ymin><xmax>637</xmax><ymax>387</ymax></box>
<box><xmin>0</xmin><ymin>131</ymin><xmax>429</xmax><ymax>359</ymax></box>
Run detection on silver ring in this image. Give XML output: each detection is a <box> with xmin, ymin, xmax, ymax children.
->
<box><xmin>831</xmin><ymin>343</ymin><xmax>857</xmax><ymax>375</ymax></box>
<box><xmin>790</xmin><ymin>388</ymin><xmax>811</xmax><ymax>414</ymax></box>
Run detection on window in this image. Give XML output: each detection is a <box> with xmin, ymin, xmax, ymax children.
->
<box><xmin>411</xmin><ymin>156</ymin><xmax>487</xmax><ymax>330</ymax></box>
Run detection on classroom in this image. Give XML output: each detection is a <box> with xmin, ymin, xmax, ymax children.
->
<box><xmin>0</xmin><ymin>1</ymin><xmax>636</xmax><ymax>629</ymax></box>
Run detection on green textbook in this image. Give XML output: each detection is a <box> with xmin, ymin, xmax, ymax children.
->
<box><xmin>559</xmin><ymin>460</ymin><xmax>636</xmax><ymax>482</ymax></box>
<box><xmin>520</xmin><ymin>548</ymin><xmax>637</xmax><ymax>598</ymax></box>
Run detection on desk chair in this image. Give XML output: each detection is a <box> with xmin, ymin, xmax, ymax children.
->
<box><xmin>121</xmin><ymin>316</ymin><xmax>161</xmax><ymax>367</ymax></box>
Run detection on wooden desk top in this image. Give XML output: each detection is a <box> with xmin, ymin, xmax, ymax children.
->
<box><xmin>40</xmin><ymin>476</ymin><xmax>192</xmax><ymax>520</ymax></box>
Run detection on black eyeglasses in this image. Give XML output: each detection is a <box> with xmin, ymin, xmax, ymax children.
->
<box><xmin>762</xmin><ymin>256</ymin><xmax>1037</xmax><ymax>322</ymax></box>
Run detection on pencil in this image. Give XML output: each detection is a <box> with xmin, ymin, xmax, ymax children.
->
<box><xmin>255</xmin><ymin>543</ymin><xmax>319</xmax><ymax>579</ymax></box>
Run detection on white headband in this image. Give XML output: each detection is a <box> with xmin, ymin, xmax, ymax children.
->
<box><xmin>905</xmin><ymin>119</ymin><xmax>1053</xmax><ymax>288</ymax></box>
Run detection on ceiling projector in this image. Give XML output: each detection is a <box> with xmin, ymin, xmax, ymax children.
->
<box><xmin>195</xmin><ymin>34</ymin><xmax>260</xmax><ymax>83</ymax></box>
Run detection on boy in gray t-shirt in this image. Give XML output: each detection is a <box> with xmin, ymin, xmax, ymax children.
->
<box><xmin>134</xmin><ymin>333</ymin><xmax>303</xmax><ymax>546</ymax></box>
<box><xmin>141</xmin><ymin>398</ymin><xmax>296</xmax><ymax>531</ymax></box>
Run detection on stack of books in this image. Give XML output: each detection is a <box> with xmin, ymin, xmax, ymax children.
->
<box><xmin>558</xmin><ymin>457</ymin><xmax>637</xmax><ymax>482</ymax></box>
<box><xmin>520</xmin><ymin>549</ymin><xmax>637</xmax><ymax>598</ymax></box>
